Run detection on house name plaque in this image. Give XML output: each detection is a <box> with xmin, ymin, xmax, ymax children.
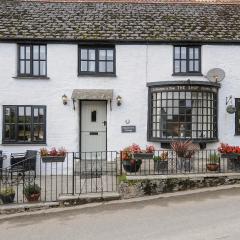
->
<box><xmin>121</xmin><ymin>126</ymin><xmax>136</xmax><ymax>133</ymax></box>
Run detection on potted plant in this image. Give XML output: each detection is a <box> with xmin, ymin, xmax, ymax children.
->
<box><xmin>24</xmin><ymin>184</ymin><xmax>41</xmax><ymax>202</ymax></box>
<box><xmin>207</xmin><ymin>153</ymin><xmax>220</xmax><ymax>171</ymax></box>
<box><xmin>40</xmin><ymin>147</ymin><xmax>66</xmax><ymax>163</ymax></box>
<box><xmin>0</xmin><ymin>187</ymin><xmax>15</xmax><ymax>204</ymax></box>
<box><xmin>171</xmin><ymin>140</ymin><xmax>199</xmax><ymax>172</ymax></box>
<box><xmin>121</xmin><ymin>144</ymin><xmax>142</xmax><ymax>173</ymax></box>
<box><xmin>218</xmin><ymin>143</ymin><xmax>240</xmax><ymax>171</ymax></box>
<box><xmin>153</xmin><ymin>151</ymin><xmax>168</xmax><ymax>173</ymax></box>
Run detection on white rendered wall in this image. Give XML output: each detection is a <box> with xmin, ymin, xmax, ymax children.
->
<box><xmin>0</xmin><ymin>43</ymin><xmax>240</xmax><ymax>163</ymax></box>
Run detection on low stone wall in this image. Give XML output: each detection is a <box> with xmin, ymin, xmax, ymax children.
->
<box><xmin>118</xmin><ymin>173</ymin><xmax>240</xmax><ymax>199</ymax></box>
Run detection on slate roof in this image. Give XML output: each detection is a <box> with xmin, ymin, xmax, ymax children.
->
<box><xmin>0</xmin><ymin>0</ymin><xmax>240</xmax><ymax>42</ymax></box>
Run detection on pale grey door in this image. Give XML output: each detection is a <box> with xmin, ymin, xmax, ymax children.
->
<box><xmin>81</xmin><ymin>101</ymin><xmax>107</xmax><ymax>157</ymax></box>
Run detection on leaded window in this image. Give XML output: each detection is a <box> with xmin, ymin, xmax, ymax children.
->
<box><xmin>79</xmin><ymin>46</ymin><xmax>115</xmax><ymax>75</ymax></box>
<box><xmin>18</xmin><ymin>44</ymin><xmax>47</xmax><ymax>77</ymax></box>
<box><xmin>3</xmin><ymin>105</ymin><xmax>46</xmax><ymax>144</ymax></box>
<box><xmin>148</xmin><ymin>83</ymin><xmax>218</xmax><ymax>142</ymax></box>
<box><xmin>174</xmin><ymin>46</ymin><xmax>201</xmax><ymax>75</ymax></box>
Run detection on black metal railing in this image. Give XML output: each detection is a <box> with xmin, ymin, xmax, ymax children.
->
<box><xmin>0</xmin><ymin>151</ymin><xmax>118</xmax><ymax>204</ymax></box>
<box><xmin>120</xmin><ymin>150</ymin><xmax>240</xmax><ymax>176</ymax></box>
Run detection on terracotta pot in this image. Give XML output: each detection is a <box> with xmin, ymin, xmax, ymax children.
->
<box><xmin>26</xmin><ymin>193</ymin><xmax>40</xmax><ymax>202</ymax></box>
<box><xmin>207</xmin><ymin>164</ymin><xmax>219</xmax><ymax>171</ymax></box>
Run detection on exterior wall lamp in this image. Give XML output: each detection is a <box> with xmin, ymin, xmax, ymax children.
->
<box><xmin>62</xmin><ymin>94</ymin><xmax>68</xmax><ymax>105</ymax></box>
<box><xmin>226</xmin><ymin>95</ymin><xmax>236</xmax><ymax>114</ymax></box>
<box><xmin>116</xmin><ymin>95</ymin><xmax>122</xmax><ymax>106</ymax></box>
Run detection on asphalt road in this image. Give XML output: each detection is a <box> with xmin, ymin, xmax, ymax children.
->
<box><xmin>1</xmin><ymin>188</ymin><xmax>240</xmax><ymax>240</ymax></box>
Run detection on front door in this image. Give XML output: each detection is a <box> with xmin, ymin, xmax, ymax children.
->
<box><xmin>80</xmin><ymin>101</ymin><xmax>107</xmax><ymax>155</ymax></box>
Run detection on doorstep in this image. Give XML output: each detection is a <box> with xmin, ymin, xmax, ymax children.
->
<box><xmin>58</xmin><ymin>192</ymin><xmax>121</xmax><ymax>206</ymax></box>
<box><xmin>0</xmin><ymin>202</ymin><xmax>60</xmax><ymax>215</ymax></box>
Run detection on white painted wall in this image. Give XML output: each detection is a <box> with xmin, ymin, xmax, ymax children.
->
<box><xmin>0</xmin><ymin>43</ymin><xmax>240</xmax><ymax>162</ymax></box>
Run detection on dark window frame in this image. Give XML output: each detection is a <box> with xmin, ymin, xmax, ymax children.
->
<box><xmin>78</xmin><ymin>46</ymin><xmax>116</xmax><ymax>76</ymax></box>
<box><xmin>147</xmin><ymin>82</ymin><xmax>219</xmax><ymax>143</ymax></box>
<box><xmin>235</xmin><ymin>98</ymin><xmax>240</xmax><ymax>135</ymax></box>
<box><xmin>173</xmin><ymin>46</ymin><xmax>202</xmax><ymax>76</ymax></box>
<box><xmin>17</xmin><ymin>44</ymin><xmax>47</xmax><ymax>77</ymax></box>
<box><xmin>2</xmin><ymin>105</ymin><xmax>47</xmax><ymax>144</ymax></box>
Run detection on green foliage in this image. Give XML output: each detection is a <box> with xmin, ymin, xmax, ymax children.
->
<box><xmin>24</xmin><ymin>184</ymin><xmax>41</xmax><ymax>197</ymax></box>
<box><xmin>209</xmin><ymin>153</ymin><xmax>220</xmax><ymax>164</ymax></box>
<box><xmin>118</xmin><ymin>174</ymin><xmax>127</xmax><ymax>182</ymax></box>
<box><xmin>0</xmin><ymin>187</ymin><xmax>15</xmax><ymax>196</ymax></box>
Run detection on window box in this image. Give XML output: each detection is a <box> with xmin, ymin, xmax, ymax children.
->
<box><xmin>132</xmin><ymin>153</ymin><xmax>154</xmax><ymax>159</ymax></box>
<box><xmin>41</xmin><ymin>156</ymin><xmax>66</xmax><ymax>163</ymax></box>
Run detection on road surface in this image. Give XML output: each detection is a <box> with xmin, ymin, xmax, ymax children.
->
<box><xmin>1</xmin><ymin>188</ymin><xmax>240</xmax><ymax>240</ymax></box>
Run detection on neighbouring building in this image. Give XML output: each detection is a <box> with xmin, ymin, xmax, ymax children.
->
<box><xmin>0</xmin><ymin>0</ymin><xmax>240</xmax><ymax>157</ymax></box>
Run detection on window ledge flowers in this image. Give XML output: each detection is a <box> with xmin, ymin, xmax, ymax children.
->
<box><xmin>40</xmin><ymin>147</ymin><xmax>67</xmax><ymax>163</ymax></box>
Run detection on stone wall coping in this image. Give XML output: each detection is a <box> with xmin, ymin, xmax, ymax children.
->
<box><xmin>126</xmin><ymin>173</ymin><xmax>240</xmax><ymax>181</ymax></box>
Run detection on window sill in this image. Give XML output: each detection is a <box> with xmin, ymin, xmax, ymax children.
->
<box><xmin>1</xmin><ymin>143</ymin><xmax>47</xmax><ymax>146</ymax></box>
<box><xmin>13</xmin><ymin>76</ymin><xmax>50</xmax><ymax>80</ymax></box>
<box><xmin>78</xmin><ymin>74</ymin><xmax>117</xmax><ymax>78</ymax></box>
<box><xmin>172</xmin><ymin>73</ymin><xmax>203</xmax><ymax>77</ymax></box>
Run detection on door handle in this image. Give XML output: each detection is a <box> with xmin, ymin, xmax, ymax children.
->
<box><xmin>102</xmin><ymin>121</ymin><xmax>107</xmax><ymax>126</ymax></box>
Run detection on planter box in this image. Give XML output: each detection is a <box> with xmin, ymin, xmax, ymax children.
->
<box><xmin>0</xmin><ymin>193</ymin><xmax>15</xmax><ymax>204</ymax></box>
<box><xmin>132</xmin><ymin>153</ymin><xmax>154</xmax><ymax>160</ymax></box>
<box><xmin>41</xmin><ymin>156</ymin><xmax>66</xmax><ymax>163</ymax></box>
<box><xmin>154</xmin><ymin>160</ymin><xmax>168</xmax><ymax>173</ymax></box>
<box><xmin>221</xmin><ymin>153</ymin><xmax>240</xmax><ymax>159</ymax></box>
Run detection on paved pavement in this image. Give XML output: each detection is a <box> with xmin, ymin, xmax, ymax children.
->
<box><xmin>1</xmin><ymin>188</ymin><xmax>240</xmax><ymax>240</ymax></box>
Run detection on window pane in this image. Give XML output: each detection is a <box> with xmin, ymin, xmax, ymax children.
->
<box><xmin>181</xmin><ymin>60</ymin><xmax>186</xmax><ymax>72</ymax></box>
<box><xmin>181</xmin><ymin>47</ymin><xmax>186</xmax><ymax>59</ymax></box>
<box><xmin>89</xmin><ymin>61</ymin><xmax>95</xmax><ymax>72</ymax></box>
<box><xmin>20</xmin><ymin>61</ymin><xmax>25</xmax><ymax>74</ymax></box>
<box><xmin>99</xmin><ymin>61</ymin><xmax>106</xmax><ymax>72</ymax></box>
<box><xmin>107</xmin><ymin>62</ymin><xmax>113</xmax><ymax>72</ymax></box>
<box><xmin>34</xmin><ymin>125</ymin><xmax>44</xmax><ymax>141</ymax></box>
<box><xmin>174</xmin><ymin>47</ymin><xmax>180</xmax><ymax>59</ymax></box>
<box><xmin>33</xmin><ymin>61</ymin><xmax>39</xmax><ymax>76</ymax></box>
<box><xmin>25</xmin><ymin>107</ymin><xmax>31</xmax><ymax>123</ymax></box>
<box><xmin>89</xmin><ymin>50</ymin><xmax>95</xmax><ymax>60</ymax></box>
<box><xmin>174</xmin><ymin>60</ymin><xmax>180</xmax><ymax>73</ymax></box>
<box><xmin>81</xmin><ymin>49</ymin><xmax>88</xmax><ymax>60</ymax></box>
<box><xmin>20</xmin><ymin>46</ymin><xmax>25</xmax><ymax>59</ymax></box>
<box><xmin>194</xmin><ymin>48</ymin><xmax>199</xmax><ymax>59</ymax></box>
<box><xmin>25</xmin><ymin>46</ymin><xmax>31</xmax><ymax>59</ymax></box>
<box><xmin>33</xmin><ymin>46</ymin><xmax>39</xmax><ymax>60</ymax></box>
<box><xmin>34</xmin><ymin>108</ymin><xmax>39</xmax><ymax>123</ymax></box>
<box><xmin>18</xmin><ymin>107</ymin><xmax>25</xmax><ymax>123</ymax></box>
<box><xmin>189</xmin><ymin>60</ymin><xmax>194</xmax><ymax>71</ymax></box>
<box><xmin>81</xmin><ymin>61</ymin><xmax>87</xmax><ymax>71</ymax></box>
<box><xmin>99</xmin><ymin>50</ymin><xmax>106</xmax><ymax>60</ymax></box>
<box><xmin>39</xmin><ymin>108</ymin><xmax>44</xmax><ymax>123</ymax></box>
<box><xmin>91</xmin><ymin>110</ymin><xmax>97</xmax><ymax>122</ymax></box>
<box><xmin>40</xmin><ymin>46</ymin><xmax>46</xmax><ymax>60</ymax></box>
<box><xmin>107</xmin><ymin>50</ymin><xmax>113</xmax><ymax>60</ymax></box>
<box><xmin>40</xmin><ymin>61</ymin><xmax>46</xmax><ymax>75</ymax></box>
<box><xmin>25</xmin><ymin>125</ymin><xmax>31</xmax><ymax>142</ymax></box>
<box><xmin>194</xmin><ymin>60</ymin><xmax>199</xmax><ymax>71</ymax></box>
<box><xmin>189</xmin><ymin>48</ymin><xmax>194</xmax><ymax>59</ymax></box>
<box><xmin>26</xmin><ymin>61</ymin><xmax>30</xmax><ymax>74</ymax></box>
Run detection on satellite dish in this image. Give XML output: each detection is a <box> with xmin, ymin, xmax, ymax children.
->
<box><xmin>206</xmin><ymin>68</ymin><xmax>225</xmax><ymax>83</ymax></box>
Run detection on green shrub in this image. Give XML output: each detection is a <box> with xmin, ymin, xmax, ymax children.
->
<box><xmin>0</xmin><ymin>187</ymin><xmax>15</xmax><ymax>196</ymax></box>
<box><xmin>24</xmin><ymin>184</ymin><xmax>41</xmax><ymax>197</ymax></box>
<box><xmin>209</xmin><ymin>153</ymin><xmax>220</xmax><ymax>164</ymax></box>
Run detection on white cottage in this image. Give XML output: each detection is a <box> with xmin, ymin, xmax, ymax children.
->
<box><xmin>0</xmin><ymin>0</ymin><xmax>240</xmax><ymax>155</ymax></box>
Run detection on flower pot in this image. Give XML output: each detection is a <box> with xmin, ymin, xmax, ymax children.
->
<box><xmin>26</xmin><ymin>193</ymin><xmax>40</xmax><ymax>202</ymax></box>
<box><xmin>122</xmin><ymin>159</ymin><xmax>142</xmax><ymax>173</ymax></box>
<box><xmin>41</xmin><ymin>156</ymin><xmax>66</xmax><ymax>163</ymax></box>
<box><xmin>132</xmin><ymin>153</ymin><xmax>154</xmax><ymax>160</ymax></box>
<box><xmin>154</xmin><ymin>160</ymin><xmax>168</xmax><ymax>173</ymax></box>
<box><xmin>221</xmin><ymin>153</ymin><xmax>240</xmax><ymax>159</ymax></box>
<box><xmin>207</xmin><ymin>163</ymin><xmax>219</xmax><ymax>172</ymax></box>
<box><xmin>0</xmin><ymin>193</ymin><xmax>15</xmax><ymax>204</ymax></box>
